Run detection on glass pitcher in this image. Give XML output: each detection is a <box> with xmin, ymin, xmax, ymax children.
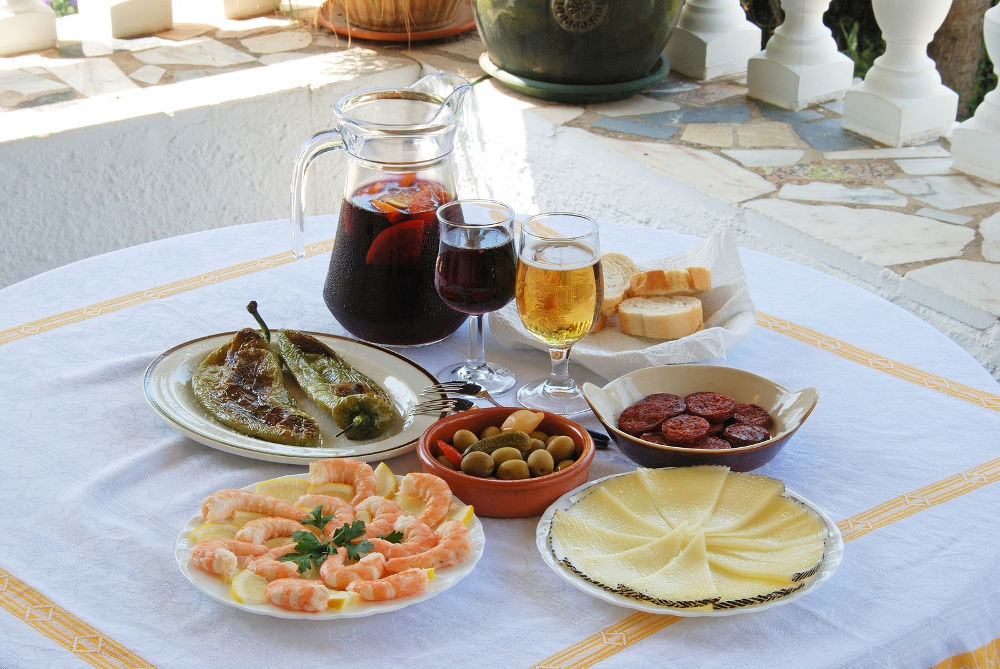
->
<box><xmin>290</xmin><ymin>72</ymin><xmax>472</xmax><ymax>346</ymax></box>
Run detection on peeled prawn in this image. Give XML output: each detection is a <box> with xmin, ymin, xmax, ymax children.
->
<box><xmin>308</xmin><ymin>458</ymin><xmax>376</xmax><ymax>506</ymax></box>
<box><xmin>319</xmin><ymin>547</ymin><xmax>387</xmax><ymax>590</ymax></box>
<box><xmin>346</xmin><ymin>567</ymin><xmax>431</xmax><ymax>601</ymax></box>
<box><xmin>245</xmin><ymin>543</ymin><xmax>302</xmax><ymax>581</ymax></box>
<box><xmin>355</xmin><ymin>496</ymin><xmax>402</xmax><ymax>538</ymax></box>
<box><xmin>369</xmin><ymin>515</ymin><xmax>437</xmax><ymax>559</ymax></box>
<box><xmin>295</xmin><ymin>493</ymin><xmax>355</xmax><ymax>530</ymax></box>
<box><xmin>235</xmin><ymin>516</ymin><xmax>310</xmax><ymax>545</ymax></box>
<box><xmin>397</xmin><ymin>473</ymin><xmax>452</xmax><ymax>528</ymax></box>
<box><xmin>265</xmin><ymin>578</ymin><xmax>330</xmax><ymax>612</ymax></box>
<box><xmin>201</xmin><ymin>489</ymin><xmax>307</xmax><ymax>523</ymax></box>
<box><xmin>190</xmin><ymin>538</ymin><xmax>267</xmax><ymax>581</ymax></box>
<box><xmin>385</xmin><ymin>520</ymin><xmax>471</xmax><ymax>573</ymax></box>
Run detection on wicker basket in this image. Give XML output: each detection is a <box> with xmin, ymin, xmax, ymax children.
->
<box><xmin>326</xmin><ymin>0</ymin><xmax>464</xmax><ymax>32</ymax></box>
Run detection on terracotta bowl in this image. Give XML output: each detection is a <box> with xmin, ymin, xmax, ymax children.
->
<box><xmin>581</xmin><ymin>365</ymin><xmax>818</xmax><ymax>472</ymax></box>
<box><xmin>416</xmin><ymin>407</ymin><xmax>595</xmax><ymax>518</ymax></box>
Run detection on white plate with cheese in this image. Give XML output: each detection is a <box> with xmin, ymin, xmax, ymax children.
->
<box><xmin>536</xmin><ymin>467</ymin><xmax>843</xmax><ymax>616</ymax></box>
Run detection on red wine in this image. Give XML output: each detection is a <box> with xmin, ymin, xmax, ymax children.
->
<box><xmin>323</xmin><ymin>177</ymin><xmax>466</xmax><ymax>346</ymax></box>
<box><xmin>435</xmin><ymin>226</ymin><xmax>516</xmax><ymax>315</ymax></box>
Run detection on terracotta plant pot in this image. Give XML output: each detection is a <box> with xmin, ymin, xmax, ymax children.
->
<box><xmin>328</xmin><ymin>0</ymin><xmax>464</xmax><ymax>32</ymax></box>
<box><xmin>472</xmin><ymin>0</ymin><xmax>685</xmax><ymax>86</ymax></box>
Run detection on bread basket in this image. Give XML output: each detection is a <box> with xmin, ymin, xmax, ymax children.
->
<box><xmin>323</xmin><ymin>0</ymin><xmax>464</xmax><ymax>32</ymax></box>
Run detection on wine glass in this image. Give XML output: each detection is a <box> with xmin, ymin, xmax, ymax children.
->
<box><xmin>514</xmin><ymin>213</ymin><xmax>603</xmax><ymax>415</ymax></box>
<box><xmin>433</xmin><ymin>200</ymin><xmax>518</xmax><ymax>394</ymax></box>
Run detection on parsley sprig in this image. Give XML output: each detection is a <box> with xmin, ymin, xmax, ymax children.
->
<box><xmin>277</xmin><ymin>505</ymin><xmax>398</xmax><ymax>574</ymax></box>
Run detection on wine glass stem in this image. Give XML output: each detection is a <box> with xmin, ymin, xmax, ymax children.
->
<box><xmin>546</xmin><ymin>346</ymin><xmax>577</xmax><ymax>392</ymax></box>
<box><xmin>467</xmin><ymin>314</ymin><xmax>487</xmax><ymax>369</ymax></box>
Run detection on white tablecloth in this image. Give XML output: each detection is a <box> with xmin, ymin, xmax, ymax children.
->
<box><xmin>2</xmin><ymin>217</ymin><xmax>999</xmax><ymax>669</ymax></box>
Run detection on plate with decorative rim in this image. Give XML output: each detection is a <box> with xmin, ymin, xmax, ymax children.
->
<box><xmin>536</xmin><ymin>471</ymin><xmax>843</xmax><ymax>617</ymax></box>
<box><xmin>176</xmin><ymin>473</ymin><xmax>485</xmax><ymax>619</ymax></box>
<box><xmin>145</xmin><ymin>331</ymin><xmax>446</xmax><ymax>464</ymax></box>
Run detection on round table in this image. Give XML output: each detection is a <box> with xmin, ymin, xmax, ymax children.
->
<box><xmin>1</xmin><ymin>216</ymin><xmax>998</xmax><ymax>669</ymax></box>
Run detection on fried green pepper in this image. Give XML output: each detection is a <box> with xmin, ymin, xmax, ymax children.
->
<box><xmin>246</xmin><ymin>303</ymin><xmax>399</xmax><ymax>440</ymax></box>
<box><xmin>191</xmin><ymin>327</ymin><xmax>321</xmax><ymax>447</ymax></box>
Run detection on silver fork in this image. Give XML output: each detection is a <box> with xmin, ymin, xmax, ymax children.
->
<box><xmin>407</xmin><ymin>397</ymin><xmax>477</xmax><ymax>416</ymax></box>
<box><xmin>420</xmin><ymin>381</ymin><xmax>502</xmax><ymax>407</ymax></box>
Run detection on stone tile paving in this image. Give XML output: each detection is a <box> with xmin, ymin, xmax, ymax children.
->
<box><xmin>1</xmin><ymin>9</ymin><xmax>997</xmax><ymax>377</ymax></box>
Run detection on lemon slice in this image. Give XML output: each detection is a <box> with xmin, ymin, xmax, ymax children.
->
<box><xmin>255</xmin><ymin>477</ymin><xmax>309</xmax><ymax>504</ymax></box>
<box><xmin>395</xmin><ymin>494</ymin><xmax>425</xmax><ymax>520</ymax></box>
<box><xmin>231</xmin><ymin>510</ymin><xmax>268</xmax><ymax>527</ymax></box>
<box><xmin>188</xmin><ymin>522</ymin><xmax>239</xmax><ymax>543</ymax></box>
<box><xmin>374</xmin><ymin>462</ymin><xmax>397</xmax><ymax>498</ymax></box>
<box><xmin>264</xmin><ymin>537</ymin><xmax>294</xmax><ymax>549</ymax></box>
<box><xmin>230</xmin><ymin>569</ymin><xmax>269</xmax><ymax>605</ymax></box>
<box><xmin>443</xmin><ymin>500</ymin><xmax>475</xmax><ymax>526</ymax></box>
<box><xmin>306</xmin><ymin>482</ymin><xmax>354</xmax><ymax>502</ymax></box>
<box><xmin>328</xmin><ymin>591</ymin><xmax>360</xmax><ymax>610</ymax></box>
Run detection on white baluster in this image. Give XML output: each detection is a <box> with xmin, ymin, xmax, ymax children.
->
<box><xmin>664</xmin><ymin>0</ymin><xmax>761</xmax><ymax>80</ymax></box>
<box><xmin>746</xmin><ymin>0</ymin><xmax>854</xmax><ymax>110</ymax></box>
<box><xmin>77</xmin><ymin>0</ymin><xmax>172</xmax><ymax>39</ymax></box>
<box><xmin>0</xmin><ymin>0</ymin><xmax>57</xmax><ymax>57</ymax></box>
<box><xmin>842</xmin><ymin>0</ymin><xmax>957</xmax><ymax>147</ymax></box>
<box><xmin>952</xmin><ymin>5</ymin><xmax>1000</xmax><ymax>182</ymax></box>
<box><xmin>223</xmin><ymin>0</ymin><xmax>277</xmax><ymax>20</ymax></box>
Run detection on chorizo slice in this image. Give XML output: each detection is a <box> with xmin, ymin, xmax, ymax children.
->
<box><xmin>661</xmin><ymin>414</ymin><xmax>710</xmax><ymax>445</ymax></box>
<box><xmin>638</xmin><ymin>431</ymin><xmax>669</xmax><ymax>445</ymax></box>
<box><xmin>684</xmin><ymin>391</ymin><xmax>737</xmax><ymax>422</ymax></box>
<box><xmin>641</xmin><ymin>393</ymin><xmax>686</xmax><ymax>418</ymax></box>
<box><xmin>723</xmin><ymin>423</ymin><xmax>770</xmax><ymax>447</ymax></box>
<box><xmin>733</xmin><ymin>402</ymin><xmax>772</xmax><ymax>428</ymax></box>
<box><xmin>617</xmin><ymin>402</ymin><xmax>669</xmax><ymax>436</ymax></box>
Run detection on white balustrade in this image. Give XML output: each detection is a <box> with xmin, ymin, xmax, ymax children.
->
<box><xmin>664</xmin><ymin>0</ymin><xmax>761</xmax><ymax>80</ymax></box>
<box><xmin>842</xmin><ymin>0</ymin><xmax>957</xmax><ymax>147</ymax></box>
<box><xmin>77</xmin><ymin>0</ymin><xmax>172</xmax><ymax>39</ymax></box>
<box><xmin>746</xmin><ymin>0</ymin><xmax>854</xmax><ymax>110</ymax></box>
<box><xmin>0</xmin><ymin>0</ymin><xmax>56</xmax><ymax>57</ymax></box>
<box><xmin>224</xmin><ymin>0</ymin><xmax>277</xmax><ymax>20</ymax></box>
<box><xmin>952</xmin><ymin>5</ymin><xmax>1000</xmax><ymax>182</ymax></box>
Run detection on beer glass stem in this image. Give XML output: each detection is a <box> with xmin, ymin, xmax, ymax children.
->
<box><xmin>467</xmin><ymin>315</ymin><xmax>488</xmax><ymax>369</ymax></box>
<box><xmin>545</xmin><ymin>347</ymin><xmax>577</xmax><ymax>393</ymax></box>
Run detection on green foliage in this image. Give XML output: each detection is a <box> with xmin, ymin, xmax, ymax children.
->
<box><xmin>48</xmin><ymin>0</ymin><xmax>77</xmax><ymax>17</ymax></box>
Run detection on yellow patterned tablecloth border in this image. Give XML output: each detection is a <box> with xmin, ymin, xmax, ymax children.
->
<box><xmin>0</xmin><ymin>566</ymin><xmax>154</xmax><ymax>669</ymax></box>
<box><xmin>756</xmin><ymin>312</ymin><xmax>1000</xmax><ymax>413</ymax></box>
<box><xmin>532</xmin><ymin>456</ymin><xmax>1000</xmax><ymax>669</ymax></box>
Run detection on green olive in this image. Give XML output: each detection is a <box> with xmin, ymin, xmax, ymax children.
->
<box><xmin>527</xmin><ymin>438</ymin><xmax>546</xmax><ymax>454</ymax></box>
<box><xmin>452</xmin><ymin>429</ymin><xmax>479</xmax><ymax>451</ymax></box>
<box><xmin>530</xmin><ymin>430</ymin><xmax>549</xmax><ymax>443</ymax></box>
<box><xmin>436</xmin><ymin>455</ymin><xmax>457</xmax><ymax>470</ymax></box>
<box><xmin>480</xmin><ymin>425</ymin><xmax>501</xmax><ymax>439</ymax></box>
<box><xmin>547</xmin><ymin>435</ymin><xmax>576</xmax><ymax>462</ymax></box>
<box><xmin>491</xmin><ymin>446</ymin><xmax>522</xmax><ymax>466</ymax></box>
<box><xmin>461</xmin><ymin>451</ymin><xmax>494</xmax><ymax>478</ymax></box>
<box><xmin>496</xmin><ymin>459</ymin><xmax>530</xmax><ymax>480</ymax></box>
<box><xmin>527</xmin><ymin>449</ymin><xmax>554</xmax><ymax>477</ymax></box>
<box><xmin>555</xmin><ymin>459</ymin><xmax>576</xmax><ymax>471</ymax></box>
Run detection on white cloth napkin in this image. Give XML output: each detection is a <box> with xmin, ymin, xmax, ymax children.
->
<box><xmin>489</xmin><ymin>228</ymin><xmax>757</xmax><ymax>380</ymax></box>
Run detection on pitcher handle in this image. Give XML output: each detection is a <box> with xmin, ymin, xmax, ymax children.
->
<box><xmin>289</xmin><ymin>129</ymin><xmax>345</xmax><ymax>259</ymax></box>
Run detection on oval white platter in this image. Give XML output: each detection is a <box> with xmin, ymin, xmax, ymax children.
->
<box><xmin>536</xmin><ymin>471</ymin><xmax>843</xmax><ymax>617</ymax></box>
<box><xmin>176</xmin><ymin>474</ymin><xmax>485</xmax><ymax>620</ymax></box>
<box><xmin>145</xmin><ymin>331</ymin><xmax>445</xmax><ymax>464</ymax></box>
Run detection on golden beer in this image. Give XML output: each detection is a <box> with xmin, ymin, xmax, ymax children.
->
<box><xmin>515</xmin><ymin>242</ymin><xmax>603</xmax><ymax>348</ymax></box>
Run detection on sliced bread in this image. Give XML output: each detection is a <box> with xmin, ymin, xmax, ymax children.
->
<box><xmin>601</xmin><ymin>252</ymin><xmax>639</xmax><ymax>316</ymax></box>
<box><xmin>628</xmin><ymin>267</ymin><xmax>712</xmax><ymax>298</ymax></box>
<box><xmin>618</xmin><ymin>295</ymin><xmax>703</xmax><ymax>340</ymax></box>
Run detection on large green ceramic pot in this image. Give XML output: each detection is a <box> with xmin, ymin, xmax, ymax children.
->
<box><xmin>472</xmin><ymin>0</ymin><xmax>685</xmax><ymax>86</ymax></box>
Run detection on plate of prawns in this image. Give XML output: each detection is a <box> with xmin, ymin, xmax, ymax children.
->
<box><xmin>176</xmin><ymin>459</ymin><xmax>485</xmax><ymax>619</ymax></box>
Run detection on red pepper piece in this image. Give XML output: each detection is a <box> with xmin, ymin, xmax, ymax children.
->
<box><xmin>436</xmin><ymin>440</ymin><xmax>462</xmax><ymax>468</ymax></box>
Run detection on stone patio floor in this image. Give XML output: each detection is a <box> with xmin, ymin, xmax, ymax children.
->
<box><xmin>1</xmin><ymin>3</ymin><xmax>997</xmax><ymax>379</ymax></box>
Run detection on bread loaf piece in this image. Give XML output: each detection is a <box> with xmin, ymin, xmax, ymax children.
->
<box><xmin>618</xmin><ymin>296</ymin><xmax>704</xmax><ymax>340</ymax></box>
<box><xmin>600</xmin><ymin>252</ymin><xmax>639</xmax><ymax>316</ymax></box>
<box><xmin>628</xmin><ymin>267</ymin><xmax>711</xmax><ymax>298</ymax></box>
